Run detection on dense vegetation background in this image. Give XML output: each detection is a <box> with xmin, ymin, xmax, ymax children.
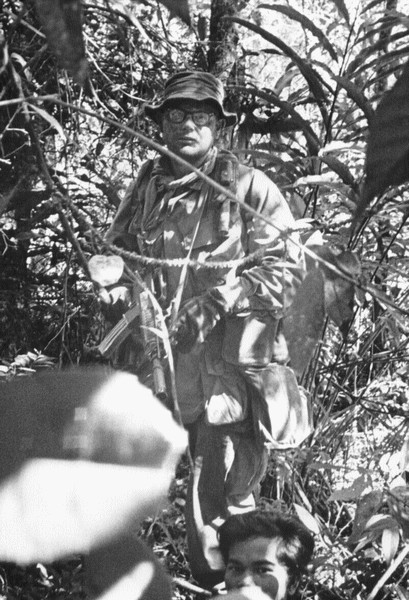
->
<box><xmin>1</xmin><ymin>0</ymin><xmax>409</xmax><ymax>598</ymax></box>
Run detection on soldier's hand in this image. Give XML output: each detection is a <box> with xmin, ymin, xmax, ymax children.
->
<box><xmin>171</xmin><ymin>292</ymin><xmax>225</xmax><ymax>354</ymax></box>
<box><xmin>99</xmin><ymin>285</ymin><xmax>131</xmax><ymax>321</ymax></box>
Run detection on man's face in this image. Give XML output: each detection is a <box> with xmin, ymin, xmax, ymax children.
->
<box><xmin>160</xmin><ymin>100</ymin><xmax>220</xmax><ymax>167</ymax></box>
<box><xmin>225</xmin><ymin>536</ymin><xmax>291</xmax><ymax>600</ymax></box>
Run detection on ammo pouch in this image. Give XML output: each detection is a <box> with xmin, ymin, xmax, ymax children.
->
<box><xmin>221</xmin><ymin>312</ymin><xmax>279</xmax><ymax>367</ymax></box>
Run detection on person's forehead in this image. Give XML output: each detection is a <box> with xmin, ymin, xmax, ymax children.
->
<box><xmin>228</xmin><ymin>536</ymin><xmax>283</xmax><ymax>565</ymax></box>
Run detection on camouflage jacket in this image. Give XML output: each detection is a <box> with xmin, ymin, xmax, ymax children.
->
<box><xmin>106</xmin><ymin>149</ymin><xmax>303</xmax><ymax>370</ymax></box>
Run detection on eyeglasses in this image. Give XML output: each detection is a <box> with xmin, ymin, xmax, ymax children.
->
<box><xmin>163</xmin><ymin>108</ymin><xmax>217</xmax><ymax>127</ymax></box>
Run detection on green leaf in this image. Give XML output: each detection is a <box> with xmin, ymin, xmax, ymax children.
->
<box><xmin>319</xmin><ymin>154</ymin><xmax>357</xmax><ymax>189</ymax></box>
<box><xmin>382</xmin><ymin>526</ymin><xmax>400</xmax><ymax>565</ymax></box>
<box><xmin>363</xmin><ymin>0</ymin><xmax>395</xmax><ymax>14</ymax></box>
<box><xmin>387</xmin><ymin>486</ymin><xmax>409</xmax><ymax>538</ymax></box>
<box><xmin>365</xmin><ymin>514</ymin><xmax>399</xmax><ymax>534</ymax></box>
<box><xmin>333</xmin><ymin>75</ymin><xmax>375</xmax><ymax>125</ymax></box>
<box><xmin>348</xmin><ymin>30</ymin><xmax>409</xmax><ymax>81</ymax></box>
<box><xmin>329</xmin><ymin>0</ymin><xmax>350</xmax><ymax>26</ymax></box>
<box><xmin>330</xmin><ymin>474</ymin><xmax>373</xmax><ymax>502</ymax></box>
<box><xmin>357</xmin><ymin>60</ymin><xmax>409</xmax><ymax>223</ymax></box>
<box><xmin>273</xmin><ymin>66</ymin><xmax>299</xmax><ymax>96</ymax></box>
<box><xmin>348</xmin><ymin>489</ymin><xmax>383</xmax><ymax>544</ymax></box>
<box><xmin>234</xmin><ymin>84</ymin><xmax>321</xmax><ymax>155</ymax></box>
<box><xmin>229</xmin><ymin>17</ymin><xmax>329</xmax><ymax>127</ymax></box>
<box><xmin>293</xmin><ymin>503</ymin><xmax>321</xmax><ymax>535</ymax></box>
<box><xmin>356</xmin><ymin>16</ymin><xmax>409</xmax><ymax>46</ymax></box>
<box><xmin>258</xmin><ymin>4</ymin><xmax>338</xmax><ymax>61</ymax></box>
<box><xmin>400</xmin><ymin>436</ymin><xmax>409</xmax><ymax>473</ymax></box>
<box><xmin>352</xmin><ymin>515</ymin><xmax>400</xmax><ymax>552</ymax></box>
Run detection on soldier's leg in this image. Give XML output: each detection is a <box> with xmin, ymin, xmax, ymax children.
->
<box><xmin>185</xmin><ymin>418</ymin><xmax>268</xmax><ymax>587</ymax></box>
<box><xmin>224</xmin><ymin>424</ymin><xmax>269</xmax><ymax>515</ymax></box>
<box><xmin>185</xmin><ymin>417</ymin><xmax>228</xmax><ymax>587</ymax></box>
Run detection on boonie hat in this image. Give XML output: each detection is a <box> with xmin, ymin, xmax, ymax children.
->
<box><xmin>145</xmin><ymin>71</ymin><xmax>237</xmax><ymax>127</ymax></box>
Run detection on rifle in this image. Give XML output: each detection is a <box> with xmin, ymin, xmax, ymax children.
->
<box><xmin>137</xmin><ymin>287</ymin><xmax>168</xmax><ymax>402</ymax></box>
<box><xmin>89</xmin><ymin>256</ymin><xmax>168</xmax><ymax>404</ymax></box>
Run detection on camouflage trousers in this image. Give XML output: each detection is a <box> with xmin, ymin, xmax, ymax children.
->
<box><xmin>185</xmin><ymin>416</ymin><xmax>268</xmax><ymax>587</ymax></box>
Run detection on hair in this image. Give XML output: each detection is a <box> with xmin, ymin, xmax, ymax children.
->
<box><xmin>218</xmin><ymin>510</ymin><xmax>314</xmax><ymax>587</ymax></box>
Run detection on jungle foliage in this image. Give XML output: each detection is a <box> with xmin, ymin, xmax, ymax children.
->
<box><xmin>1</xmin><ymin>0</ymin><xmax>409</xmax><ymax>598</ymax></box>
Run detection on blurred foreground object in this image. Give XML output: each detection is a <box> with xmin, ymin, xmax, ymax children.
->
<box><xmin>213</xmin><ymin>589</ymin><xmax>271</xmax><ymax>600</ymax></box>
<box><xmin>0</xmin><ymin>368</ymin><xmax>187</xmax><ymax>598</ymax></box>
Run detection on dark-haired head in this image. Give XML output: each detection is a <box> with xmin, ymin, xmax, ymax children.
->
<box><xmin>218</xmin><ymin>510</ymin><xmax>314</xmax><ymax>596</ymax></box>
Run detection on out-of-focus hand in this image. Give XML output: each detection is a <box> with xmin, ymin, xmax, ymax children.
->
<box><xmin>0</xmin><ymin>369</ymin><xmax>188</xmax><ymax>565</ymax></box>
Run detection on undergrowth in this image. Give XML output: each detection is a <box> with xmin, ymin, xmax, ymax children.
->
<box><xmin>1</xmin><ymin>354</ymin><xmax>409</xmax><ymax>599</ymax></box>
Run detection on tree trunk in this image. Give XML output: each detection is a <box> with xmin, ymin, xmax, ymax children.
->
<box><xmin>207</xmin><ymin>0</ymin><xmax>240</xmax><ymax>82</ymax></box>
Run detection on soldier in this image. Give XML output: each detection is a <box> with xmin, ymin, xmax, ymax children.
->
<box><xmin>217</xmin><ymin>509</ymin><xmax>314</xmax><ymax>600</ymax></box>
<box><xmin>103</xmin><ymin>71</ymin><xmax>308</xmax><ymax>587</ymax></box>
